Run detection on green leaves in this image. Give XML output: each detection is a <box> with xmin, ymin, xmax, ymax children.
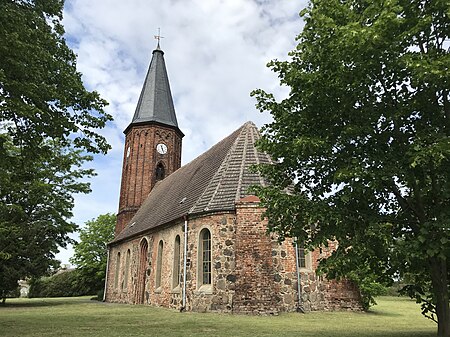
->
<box><xmin>70</xmin><ymin>213</ymin><xmax>116</xmax><ymax>293</ymax></box>
<box><xmin>0</xmin><ymin>0</ymin><xmax>112</xmax><ymax>154</ymax></box>
<box><xmin>253</xmin><ymin>0</ymin><xmax>449</xmax><ymax>331</ymax></box>
<box><xmin>0</xmin><ymin>0</ymin><xmax>112</xmax><ymax>301</ymax></box>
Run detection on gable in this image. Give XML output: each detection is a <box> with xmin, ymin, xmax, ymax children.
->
<box><xmin>113</xmin><ymin>122</ymin><xmax>272</xmax><ymax>243</ymax></box>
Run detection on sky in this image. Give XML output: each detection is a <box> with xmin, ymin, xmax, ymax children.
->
<box><xmin>57</xmin><ymin>0</ymin><xmax>307</xmax><ymax>265</ymax></box>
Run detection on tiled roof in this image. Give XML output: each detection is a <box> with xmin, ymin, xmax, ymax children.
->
<box><xmin>112</xmin><ymin>121</ymin><xmax>272</xmax><ymax>243</ymax></box>
<box><xmin>127</xmin><ymin>47</ymin><xmax>179</xmax><ymax>131</ymax></box>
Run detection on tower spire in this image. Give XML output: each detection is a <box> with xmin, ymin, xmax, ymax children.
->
<box><xmin>116</xmin><ymin>45</ymin><xmax>184</xmax><ymax>236</ymax></box>
<box><xmin>124</xmin><ymin>30</ymin><xmax>182</xmax><ymax>135</ymax></box>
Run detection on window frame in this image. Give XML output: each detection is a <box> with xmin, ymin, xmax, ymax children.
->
<box><xmin>197</xmin><ymin>228</ymin><xmax>212</xmax><ymax>292</ymax></box>
<box><xmin>296</xmin><ymin>242</ymin><xmax>312</xmax><ymax>271</ymax></box>
<box><xmin>155</xmin><ymin>162</ymin><xmax>165</xmax><ymax>181</ymax></box>
<box><xmin>122</xmin><ymin>249</ymin><xmax>131</xmax><ymax>291</ymax></box>
<box><xmin>155</xmin><ymin>240</ymin><xmax>164</xmax><ymax>290</ymax></box>
<box><xmin>172</xmin><ymin>235</ymin><xmax>181</xmax><ymax>289</ymax></box>
<box><xmin>114</xmin><ymin>252</ymin><xmax>121</xmax><ymax>289</ymax></box>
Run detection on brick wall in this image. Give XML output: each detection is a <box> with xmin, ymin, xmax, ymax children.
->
<box><xmin>106</xmin><ymin>199</ymin><xmax>362</xmax><ymax>313</ymax></box>
<box><xmin>116</xmin><ymin>123</ymin><xmax>182</xmax><ymax>236</ymax></box>
<box><xmin>234</xmin><ymin>196</ymin><xmax>281</xmax><ymax>314</ymax></box>
<box><xmin>233</xmin><ymin>196</ymin><xmax>362</xmax><ymax>313</ymax></box>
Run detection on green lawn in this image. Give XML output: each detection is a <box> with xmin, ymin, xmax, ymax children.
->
<box><xmin>0</xmin><ymin>296</ymin><xmax>435</xmax><ymax>337</ymax></box>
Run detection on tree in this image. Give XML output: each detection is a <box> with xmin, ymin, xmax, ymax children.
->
<box><xmin>252</xmin><ymin>0</ymin><xmax>449</xmax><ymax>335</ymax></box>
<box><xmin>0</xmin><ymin>0</ymin><xmax>112</xmax><ymax>302</ymax></box>
<box><xmin>70</xmin><ymin>213</ymin><xmax>116</xmax><ymax>294</ymax></box>
<box><xmin>29</xmin><ymin>269</ymin><xmax>88</xmax><ymax>298</ymax></box>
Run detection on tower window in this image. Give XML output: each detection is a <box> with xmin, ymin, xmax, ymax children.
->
<box><xmin>155</xmin><ymin>162</ymin><xmax>165</xmax><ymax>181</ymax></box>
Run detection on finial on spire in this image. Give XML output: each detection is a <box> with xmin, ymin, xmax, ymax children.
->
<box><xmin>154</xmin><ymin>28</ymin><xmax>164</xmax><ymax>49</ymax></box>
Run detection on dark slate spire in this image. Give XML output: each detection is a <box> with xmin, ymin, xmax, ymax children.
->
<box><xmin>126</xmin><ymin>45</ymin><xmax>178</xmax><ymax>132</ymax></box>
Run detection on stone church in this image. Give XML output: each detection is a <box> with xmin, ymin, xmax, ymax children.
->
<box><xmin>104</xmin><ymin>43</ymin><xmax>362</xmax><ymax>314</ymax></box>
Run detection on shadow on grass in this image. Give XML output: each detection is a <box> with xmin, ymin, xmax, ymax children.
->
<box><xmin>364</xmin><ymin>309</ymin><xmax>403</xmax><ymax>317</ymax></box>
<box><xmin>348</xmin><ymin>332</ymin><xmax>434</xmax><ymax>337</ymax></box>
<box><xmin>0</xmin><ymin>297</ymin><xmax>95</xmax><ymax>309</ymax></box>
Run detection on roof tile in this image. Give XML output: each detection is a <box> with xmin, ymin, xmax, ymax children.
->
<box><xmin>113</xmin><ymin>121</ymin><xmax>272</xmax><ymax>243</ymax></box>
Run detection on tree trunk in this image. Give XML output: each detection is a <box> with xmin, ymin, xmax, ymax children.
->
<box><xmin>430</xmin><ymin>257</ymin><xmax>449</xmax><ymax>337</ymax></box>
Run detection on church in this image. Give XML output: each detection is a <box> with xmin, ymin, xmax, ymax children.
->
<box><xmin>104</xmin><ymin>43</ymin><xmax>362</xmax><ymax>314</ymax></box>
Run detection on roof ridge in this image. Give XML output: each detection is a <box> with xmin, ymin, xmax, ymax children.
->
<box><xmin>251</xmin><ymin>129</ymin><xmax>267</xmax><ymax>186</ymax></box>
<box><xmin>234</xmin><ymin>126</ymin><xmax>249</xmax><ymax>202</ymax></box>
<box><xmin>188</xmin><ymin>124</ymin><xmax>248</xmax><ymax>213</ymax></box>
<box><xmin>112</xmin><ymin>121</ymin><xmax>268</xmax><ymax>244</ymax></box>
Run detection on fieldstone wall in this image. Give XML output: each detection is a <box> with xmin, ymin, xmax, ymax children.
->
<box><xmin>105</xmin><ymin>235</ymin><xmax>154</xmax><ymax>304</ymax></box>
<box><xmin>106</xmin><ymin>212</ymin><xmax>237</xmax><ymax>312</ymax></box>
<box><xmin>106</xmin><ymin>223</ymin><xmax>182</xmax><ymax>307</ymax></box>
<box><xmin>183</xmin><ymin>212</ymin><xmax>237</xmax><ymax>313</ymax></box>
<box><xmin>105</xmin><ymin>198</ymin><xmax>362</xmax><ymax>313</ymax></box>
<box><xmin>232</xmin><ymin>195</ymin><xmax>362</xmax><ymax>313</ymax></box>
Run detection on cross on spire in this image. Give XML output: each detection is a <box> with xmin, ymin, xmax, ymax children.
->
<box><xmin>154</xmin><ymin>28</ymin><xmax>164</xmax><ymax>49</ymax></box>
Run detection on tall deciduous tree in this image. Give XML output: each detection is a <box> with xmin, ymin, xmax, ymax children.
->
<box><xmin>252</xmin><ymin>0</ymin><xmax>449</xmax><ymax>335</ymax></box>
<box><xmin>70</xmin><ymin>213</ymin><xmax>116</xmax><ymax>294</ymax></box>
<box><xmin>0</xmin><ymin>0</ymin><xmax>112</xmax><ymax>301</ymax></box>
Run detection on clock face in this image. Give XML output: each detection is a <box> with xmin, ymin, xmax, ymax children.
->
<box><xmin>156</xmin><ymin>143</ymin><xmax>168</xmax><ymax>155</ymax></box>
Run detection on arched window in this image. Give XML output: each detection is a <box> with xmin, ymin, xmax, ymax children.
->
<box><xmin>173</xmin><ymin>235</ymin><xmax>181</xmax><ymax>288</ymax></box>
<box><xmin>135</xmin><ymin>239</ymin><xmax>148</xmax><ymax>304</ymax></box>
<box><xmin>114</xmin><ymin>252</ymin><xmax>121</xmax><ymax>289</ymax></box>
<box><xmin>155</xmin><ymin>162</ymin><xmax>165</xmax><ymax>181</ymax></box>
<box><xmin>123</xmin><ymin>249</ymin><xmax>131</xmax><ymax>291</ymax></box>
<box><xmin>155</xmin><ymin>240</ymin><xmax>164</xmax><ymax>289</ymax></box>
<box><xmin>199</xmin><ymin>229</ymin><xmax>211</xmax><ymax>286</ymax></box>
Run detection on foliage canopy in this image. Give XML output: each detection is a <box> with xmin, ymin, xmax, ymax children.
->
<box><xmin>0</xmin><ymin>0</ymin><xmax>112</xmax><ymax>301</ymax></box>
<box><xmin>70</xmin><ymin>213</ymin><xmax>116</xmax><ymax>294</ymax></box>
<box><xmin>252</xmin><ymin>0</ymin><xmax>449</xmax><ymax>335</ymax></box>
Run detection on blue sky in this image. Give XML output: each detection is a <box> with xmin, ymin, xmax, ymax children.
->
<box><xmin>57</xmin><ymin>0</ymin><xmax>307</xmax><ymax>265</ymax></box>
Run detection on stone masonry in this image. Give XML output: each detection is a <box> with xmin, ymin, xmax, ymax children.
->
<box><xmin>106</xmin><ymin>196</ymin><xmax>362</xmax><ymax>313</ymax></box>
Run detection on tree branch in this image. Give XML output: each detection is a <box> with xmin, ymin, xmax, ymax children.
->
<box><xmin>388</xmin><ymin>180</ymin><xmax>420</xmax><ymax>232</ymax></box>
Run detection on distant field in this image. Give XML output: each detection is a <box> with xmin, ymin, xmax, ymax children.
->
<box><xmin>0</xmin><ymin>296</ymin><xmax>435</xmax><ymax>337</ymax></box>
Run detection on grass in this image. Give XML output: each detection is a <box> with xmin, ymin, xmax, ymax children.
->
<box><xmin>0</xmin><ymin>296</ymin><xmax>435</xmax><ymax>337</ymax></box>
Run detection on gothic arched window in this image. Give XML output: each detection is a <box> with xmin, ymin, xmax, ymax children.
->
<box><xmin>155</xmin><ymin>162</ymin><xmax>165</xmax><ymax>181</ymax></box>
<box><xmin>155</xmin><ymin>240</ymin><xmax>164</xmax><ymax>289</ymax></box>
<box><xmin>198</xmin><ymin>228</ymin><xmax>211</xmax><ymax>286</ymax></box>
<box><xmin>173</xmin><ymin>235</ymin><xmax>181</xmax><ymax>289</ymax></box>
<box><xmin>123</xmin><ymin>249</ymin><xmax>131</xmax><ymax>291</ymax></box>
<box><xmin>114</xmin><ymin>252</ymin><xmax>121</xmax><ymax>289</ymax></box>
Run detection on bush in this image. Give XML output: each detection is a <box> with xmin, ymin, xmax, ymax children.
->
<box><xmin>386</xmin><ymin>282</ymin><xmax>408</xmax><ymax>297</ymax></box>
<box><xmin>96</xmin><ymin>289</ymin><xmax>105</xmax><ymax>301</ymax></box>
<box><xmin>3</xmin><ymin>287</ymin><xmax>20</xmax><ymax>299</ymax></box>
<box><xmin>29</xmin><ymin>269</ymin><xmax>94</xmax><ymax>298</ymax></box>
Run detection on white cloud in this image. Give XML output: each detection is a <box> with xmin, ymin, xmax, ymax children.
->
<box><xmin>58</xmin><ymin>0</ymin><xmax>307</xmax><ymax>264</ymax></box>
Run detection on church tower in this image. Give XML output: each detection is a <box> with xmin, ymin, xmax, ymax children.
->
<box><xmin>116</xmin><ymin>43</ymin><xmax>183</xmax><ymax>236</ymax></box>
